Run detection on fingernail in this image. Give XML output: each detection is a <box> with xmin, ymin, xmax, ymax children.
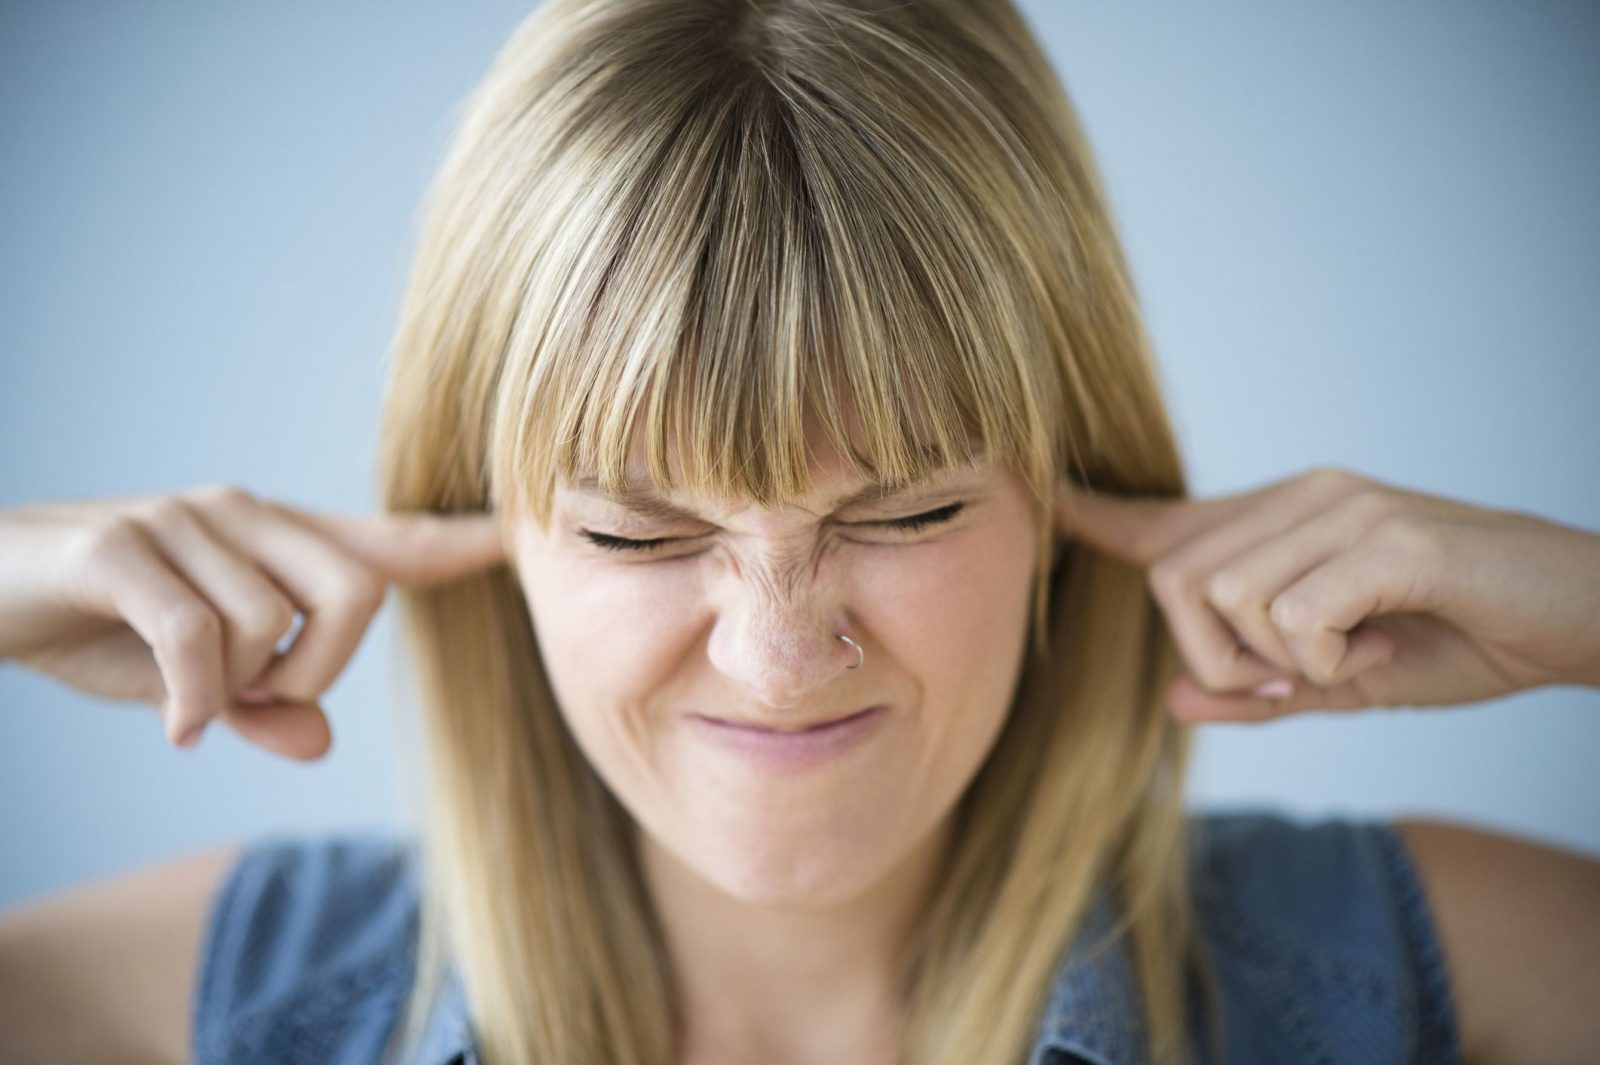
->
<box><xmin>238</xmin><ymin>688</ymin><xmax>275</xmax><ymax>706</ymax></box>
<box><xmin>176</xmin><ymin>723</ymin><xmax>207</xmax><ymax>749</ymax></box>
<box><xmin>1251</xmin><ymin>678</ymin><xmax>1294</xmax><ymax>700</ymax></box>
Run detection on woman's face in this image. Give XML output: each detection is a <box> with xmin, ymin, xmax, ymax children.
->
<box><xmin>509</xmin><ymin>429</ymin><xmax>1042</xmax><ymax>907</ymax></box>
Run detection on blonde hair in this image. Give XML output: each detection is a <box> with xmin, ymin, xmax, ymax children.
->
<box><xmin>376</xmin><ymin>1</ymin><xmax>1222</xmax><ymax>1062</ymax></box>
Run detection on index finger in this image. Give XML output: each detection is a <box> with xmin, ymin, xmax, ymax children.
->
<box><xmin>1053</xmin><ymin>477</ymin><xmax>1237</xmax><ymax>567</ymax></box>
<box><xmin>270</xmin><ymin>506</ymin><xmax>509</xmax><ymax>587</ymax></box>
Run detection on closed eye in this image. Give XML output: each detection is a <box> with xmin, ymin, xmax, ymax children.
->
<box><xmin>872</xmin><ymin>501</ymin><xmax>965</xmax><ymax>534</ymax></box>
<box><xmin>578</xmin><ymin>502</ymin><xmax>967</xmax><ymax>553</ymax></box>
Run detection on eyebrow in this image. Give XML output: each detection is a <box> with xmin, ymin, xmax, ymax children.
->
<box><xmin>571</xmin><ymin>445</ymin><xmax>985</xmax><ymax>522</ymax></box>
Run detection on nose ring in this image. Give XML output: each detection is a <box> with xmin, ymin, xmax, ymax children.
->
<box><xmin>836</xmin><ymin>633</ymin><xmax>864</xmax><ymax>670</ymax></box>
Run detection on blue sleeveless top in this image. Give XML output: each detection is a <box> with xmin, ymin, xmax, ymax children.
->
<box><xmin>189</xmin><ymin>808</ymin><xmax>1463</xmax><ymax>1064</ymax></box>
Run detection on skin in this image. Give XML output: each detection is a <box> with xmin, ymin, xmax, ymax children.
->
<box><xmin>1053</xmin><ymin>465</ymin><xmax>1600</xmax><ymax>718</ymax></box>
<box><xmin>507</xmin><ymin>455</ymin><xmax>1600</xmax><ymax>1063</ymax></box>
<box><xmin>2</xmin><ymin>457</ymin><xmax>1596</xmax><ymax>1060</ymax></box>
<box><xmin>1053</xmin><ymin>464</ymin><xmax>1600</xmax><ymax>1063</ymax></box>
<box><xmin>507</xmin><ymin>428</ymin><xmax>1044</xmax><ymax>1065</ymax></box>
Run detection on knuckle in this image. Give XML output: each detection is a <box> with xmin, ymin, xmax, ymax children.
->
<box><xmin>131</xmin><ymin>495</ymin><xmax>194</xmax><ymax>532</ymax></box>
<box><xmin>184</xmin><ymin>483</ymin><xmax>257</xmax><ymax>514</ymax></box>
<box><xmin>1268</xmin><ymin>594</ymin><xmax>1312</xmax><ymax>635</ymax></box>
<box><xmin>1368</xmin><ymin>511</ymin><xmax>1442</xmax><ymax>559</ymax></box>
<box><xmin>334</xmin><ymin>568</ymin><xmax>387</xmax><ymax>617</ymax></box>
<box><xmin>1339</xmin><ymin>487</ymin><xmax>1401</xmax><ymax>527</ymax></box>
<box><xmin>75</xmin><ymin>516</ymin><xmax>145</xmax><ymax>569</ymax></box>
<box><xmin>158</xmin><ymin>601</ymin><xmax>221</xmax><ymax>648</ymax></box>
<box><xmin>1303</xmin><ymin>465</ymin><xmax>1360</xmax><ymax>496</ymax></box>
<box><xmin>240</xmin><ymin>597</ymin><xmax>298</xmax><ymax>646</ymax></box>
<box><xmin>1147</xmin><ymin>557</ymin><xmax>1187</xmax><ymax>600</ymax></box>
<box><xmin>1205</xmin><ymin>569</ymin><xmax>1252</xmax><ymax>613</ymax></box>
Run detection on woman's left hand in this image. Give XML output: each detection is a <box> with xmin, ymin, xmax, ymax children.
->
<box><xmin>1054</xmin><ymin>466</ymin><xmax>1600</xmax><ymax>722</ymax></box>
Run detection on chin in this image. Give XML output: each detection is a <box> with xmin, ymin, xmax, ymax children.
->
<box><xmin>706</xmin><ymin>854</ymin><xmax>885</xmax><ymax>909</ymax></box>
<box><xmin>690</xmin><ymin>821</ymin><xmax>897</xmax><ymax>908</ymax></box>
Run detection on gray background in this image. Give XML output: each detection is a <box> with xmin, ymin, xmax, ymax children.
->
<box><xmin>2</xmin><ymin>1</ymin><xmax>1596</xmax><ymax>908</ymax></box>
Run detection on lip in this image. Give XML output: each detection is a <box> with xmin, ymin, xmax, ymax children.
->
<box><xmin>688</xmin><ymin>705</ymin><xmax>889</xmax><ymax>772</ymax></box>
<box><xmin>700</xmin><ymin>706</ymin><xmax>875</xmax><ymax>734</ymax></box>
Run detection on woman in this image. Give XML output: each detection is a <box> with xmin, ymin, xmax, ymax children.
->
<box><xmin>1</xmin><ymin>1</ymin><xmax>1596</xmax><ymax>1063</ymax></box>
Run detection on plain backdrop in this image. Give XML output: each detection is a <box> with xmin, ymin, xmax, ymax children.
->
<box><xmin>2</xmin><ymin>1</ymin><xmax>1597</xmax><ymax>909</ymax></box>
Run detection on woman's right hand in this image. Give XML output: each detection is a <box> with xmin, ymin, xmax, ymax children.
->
<box><xmin>0</xmin><ymin>485</ymin><xmax>507</xmax><ymax>761</ymax></box>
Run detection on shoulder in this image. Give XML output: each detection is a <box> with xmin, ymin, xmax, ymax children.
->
<box><xmin>191</xmin><ymin>829</ymin><xmax>424</xmax><ymax>1065</ymax></box>
<box><xmin>1184</xmin><ymin>807</ymin><xmax>1465</xmax><ymax>1065</ymax></box>
<box><xmin>1387</xmin><ymin>817</ymin><xmax>1600</xmax><ymax>1065</ymax></box>
<box><xmin>0</xmin><ymin>844</ymin><xmax>241</xmax><ymax>1065</ymax></box>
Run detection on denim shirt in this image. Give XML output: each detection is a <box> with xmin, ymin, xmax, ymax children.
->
<box><xmin>190</xmin><ymin>808</ymin><xmax>1463</xmax><ymax>1065</ymax></box>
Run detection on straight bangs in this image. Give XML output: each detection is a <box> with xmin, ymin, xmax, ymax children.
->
<box><xmin>483</xmin><ymin>29</ymin><xmax>1067</xmax><ymax>545</ymax></box>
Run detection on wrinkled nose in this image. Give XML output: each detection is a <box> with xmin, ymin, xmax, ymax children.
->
<box><xmin>706</xmin><ymin>578</ymin><xmax>860</xmax><ymax>710</ymax></box>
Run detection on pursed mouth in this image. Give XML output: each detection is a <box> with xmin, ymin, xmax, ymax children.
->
<box><xmin>694</xmin><ymin>705</ymin><xmax>882</xmax><ymax>734</ymax></box>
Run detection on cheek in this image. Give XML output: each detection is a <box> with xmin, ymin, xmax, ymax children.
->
<box><xmin>516</xmin><ymin>544</ymin><xmax>702</xmax><ymax>710</ymax></box>
<box><xmin>851</xmin><ymin>526</ymin><xmax>1036</xmax><ymax>678</ymax></box>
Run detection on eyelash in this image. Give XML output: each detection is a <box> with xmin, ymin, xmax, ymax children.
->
<box><xmin>579</xmin><ymin>502</ymin><xmax>967</xmax><ymax>554</ymax></box>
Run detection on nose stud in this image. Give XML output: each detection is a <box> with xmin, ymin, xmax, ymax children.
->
<box><xmin>837</xmin><ymin>633</ymin><xmax>864</xmax><ymax>670</ymax></box>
